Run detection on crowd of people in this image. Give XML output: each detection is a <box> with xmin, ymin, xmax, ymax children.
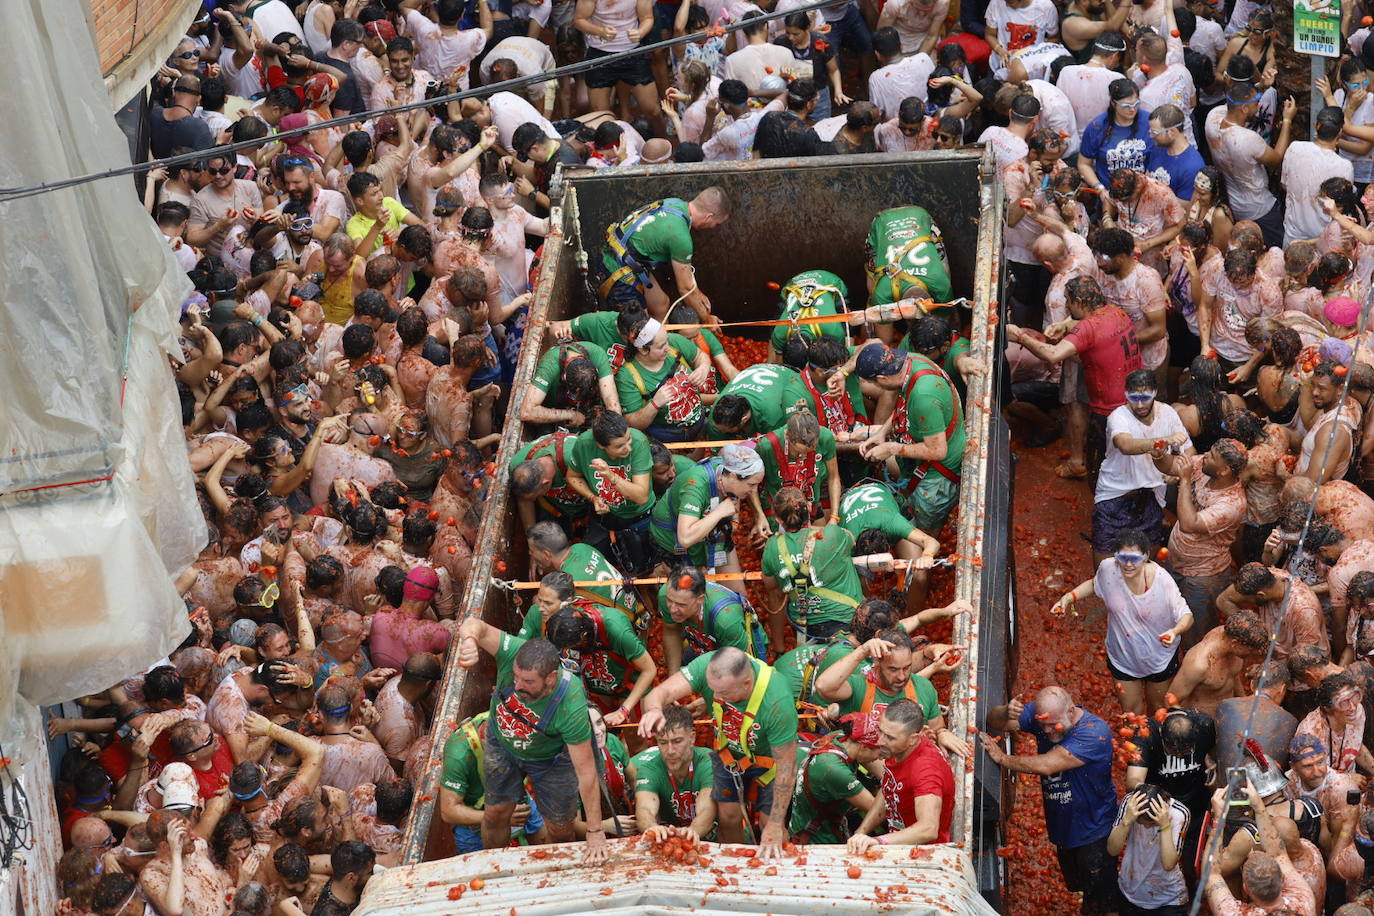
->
<box><xmin>978</xmin><ymin>0</ymin><xmax>1374</xmax><ymax>911</ymax></box>
<box><xmin>44</xmin><ymin>0</ymin><xmax>1374</xmax><ymax>911</ymax></box>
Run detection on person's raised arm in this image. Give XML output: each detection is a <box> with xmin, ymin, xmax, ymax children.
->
<box><xmin>205</xmin><ymin>442</ymin><xmax>246</xmax><ymax>516</ymax></box>
<box><xmin>983</xmin><ymin>697</ymin><xmax>1025</xmax><ymax>735</ymax></box>
<box><xmin>213</xmin><ymin>8</ymin><xmax>254</xmax><ymax>69</ymax></box>
<box><xmin>142</xmin><ymin>821</ymin><xmax>188</xmax><ymax>916</ymax></box>
<box><xmin>979</xmin><ymin>730</ymin><xmax>1086</xmax><ymax>776</ymax></box>
<box><xmin>456</xmin><ymin>615</ymin><xmax>506</xmax><ymax>665</ymax></box>
<box><xmin>1106</xmin><ymin>795</ymin><xmax>1137</xmax><ymax>856</ymax></box>
<box><xmin>899</xmin><ymin>598</ymin><xmax>969</xmax><ymax>634</ymax></box>
<box><xmin>816</xmin><ymin>639</ymin><xmax>890</xmax><ymax>703</ymax></box>
<box><xmin>178</xmin><ymin>323</ymin><xmax>223</xmax><ymax>388</ymax></box>
<box><xmin>270</xmin><ymin>416</ymin><xmax>339</xmax><ymax>496</ymax></box>
<box><xmin>246</xmin><ymin>711</ymin><xmax>324</xmax><ymax>793</ymax></box>
<box><xmin>635</xmin><ymin>672</ymin><xmax>694</xmax><ymax>739</ymax></box>
<box><xmin>1258</xmin><ymin>99</ymin><xmax>1298</xmax><ymax>168</ymax></box>
<box><xmin>431</xmin><ymin>126</ymin><xmax>498</xmax><ymax>188</ymax></box>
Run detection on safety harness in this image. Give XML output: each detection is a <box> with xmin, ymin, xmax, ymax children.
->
<box><xmin>795</xmin><ymin>739</ymin><xmax>857</xmax><ymax>842</ymax></box>
<box><xmin>683</xmin><ymin>584</ymin><xmax>769</xmax><ymax>660</ymax></box>
<box><xmin>778</xmin><ymin>278</ymin><xmax>848</xmax><ymax>343</ymax></box>
<box><xmin>858</xmin><ymin>669</ymin><xmax>919</xmax><ymax>715</ymax></box>
<box><xmin>775</xmin><ymin>528</ymin><xmax>860</xmax><ymax>635</ymax></box>
<box><xmin>495</xmin><ymin>671</ymin><xmax>572</xmax><ymax>737</ymax></box>
<box><xmin>800</xmin><ymin>370</ymin><xmax>856</xmax><ymax>433</ymax></box>
<box><xmin>890</xmin><ymin>354</ymin><xmax>962</xmax><ymax>487</ymax></box>
<box><xmin>870</xmin><ymin>235</ymin><xmax>937</xmax><ymax>305</ymax></box>
<box><xmin>764</xmin><ymin>431</ymin><xmax>818</xmax><ymax>498</ymax></box>
<box><xmin>532</xmin><ymin>432</ymin><xmax>585</xmax><ymax>518</ymax></box>
<box><xmin>651</xmin><ymin>458</ymin><xmax>727</xmax><ymax>559</ymax></box>
<box><xmin>459</xmin><ymin>712</ymin><xmax>489</xmax><ymax>807</ymax></box>
<box><xmin>598</xmin><ymin>199</ymin><xmax>691</xmax><ymax>301</ymax></box>
<box><xmin>620</xmin><ymin>351</ymin><xmax>701</xmax><ymax>426</ymax></box>
<box><xmin>713</xmin><ymin>662</ymin><xmax>777</xmax><ymax>783</ymax></box>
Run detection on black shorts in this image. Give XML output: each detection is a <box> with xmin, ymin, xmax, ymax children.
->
<box><xmin>584</xmin><ymin>46</ymin><xmax>655</xmax><ymax>89</ymax></box>
<box><xmin>1106</xmin><ymin>648</ymin><xmax>1181</xmax><ymax>684</ymax></box>
<box><xmin>587</xmin><ymin>512</ymin><xmax>656</xmax><ymax>576</ymax></box>
<box><xmin>1091</xmin><ymin>490</ymin><xmax>1165</xmax><ymax>555</ymax></box>
<box><xmin>1056</xmin><ymin>836</ymin><xmax>1121</xmax><ymax>914</ymax></box>
<box><xmin>1166</xmin><ymin>308</ymin><xmax>1200</xmax><ymax>370</ymax></box>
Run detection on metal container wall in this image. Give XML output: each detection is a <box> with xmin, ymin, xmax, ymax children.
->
<box><xmin>400</xmin><ymin>151</ymin><xmax>1010</xmax><ymax>889</ymax></box>
<box><xmin>363</xmin><ymin>840</ymin><xmax>1000</xmax><ymax>915</ymax></box>
<box><xmin>559</xmin><ymin>151</ymin><xmax>990</xmax><ymax>321</ymax></box>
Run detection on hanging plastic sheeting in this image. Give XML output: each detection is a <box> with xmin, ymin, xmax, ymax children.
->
<box><xmin>356</xmin><ymin>841</ymin><xmax>1000</xmax><ymax>916</ymax></box>
<box><xmin>0</xmin><ymin>0</ymin><xmax>206</xmax><ymax>719</ymax></box>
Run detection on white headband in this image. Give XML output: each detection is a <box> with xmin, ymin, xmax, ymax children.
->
<box><xmin>633</xmin><ymin>318</ymin><xmax>663</xmax><ymax>348</ymax></box>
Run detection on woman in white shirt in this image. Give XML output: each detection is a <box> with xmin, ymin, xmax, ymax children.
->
<box><xmin>1053</xmin><ymin>529</ymin><xmax>1194</xmax><ymax>714</ymax></box>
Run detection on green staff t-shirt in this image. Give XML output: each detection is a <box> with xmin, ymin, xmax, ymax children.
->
<box><xmin>489</xmin><ymin>633</ymin><xmax>592</xmax><ymax>760</ymax></box>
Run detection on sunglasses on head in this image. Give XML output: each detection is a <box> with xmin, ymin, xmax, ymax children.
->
<box><xmin>207</xmin><ymin>166</ymin><xmax>234</xmax><ymax>176</ymax></box>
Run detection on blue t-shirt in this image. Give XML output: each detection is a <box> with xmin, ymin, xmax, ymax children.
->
<box><xmin>1080</xmin><ymin>110</ymin><xmax>1156</xmax><ymax>188</ymax></box>
<box><xmin>1146</xmin><ymin>144</ymin><xmax>1205</xmax><ymax>201</ymax></box>
<box><xmin>1019</xmin><ymin>703</ymin><xmax>1117</xmax><ymax>848</ymax></box>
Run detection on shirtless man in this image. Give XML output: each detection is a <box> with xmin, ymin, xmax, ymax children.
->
<box><xmin>1168</xmin><ymin>610</ymin><xmax>1270</xmax><ymax>718</ymax></box>
<box><xmin>394</xmin><ymin>307</ymin><xmax>440</xmax><ymax>409</ymax></box>
<box><xmin>1279</xmin><ymin>477</ymin><xmax>1374</xmax><ymax>543</ymax></box>
<box><xmin>426</xmin><ymin>334</ymin><xmax>502</xmax><ymax>445</ymax></box>
<box><xmin>1214</xmin><ymin>563</ymin><xmax>1328</xmax><ymax>662</ymax></box>
<box><xmin>180</xmin><ymin>504</ymin><xmax>257</xmax><ymax>616</ymax></box>
<box><xmin>309</xmin><ymin>417</ymin><xmax>399</xmax><ymax>507</ymax></box>
<box><xmin>427</xmin><ymin>441</ymin><xmax>488</xmax><ymax>548</ymax></box>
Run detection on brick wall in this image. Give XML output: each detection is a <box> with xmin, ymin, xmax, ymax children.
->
<box><xmin>93</xmin><ymin>0</ymin><xmax>186</xmax><ymax>75</ymax></box>
<box><xmin>94</xmin><ymin>0</ymin><xmax>200</xmax><ymax>109</ymax></box>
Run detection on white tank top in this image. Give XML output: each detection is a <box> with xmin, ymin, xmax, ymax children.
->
<box><xmin>304</xmin><ymin>1</ymin><xmax>334</xmax><ymax>55</ymax></box>
<box><xmin>587</xmin><ymin>0</ymin><xmax>640</xmax><ymax>52</ymax></box>
<box><xmin>1300</xmin><ymin>403</ymin><xmax>1360</xmax><ymax>482</ymax></box>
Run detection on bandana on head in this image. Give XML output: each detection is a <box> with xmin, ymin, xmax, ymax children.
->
<box><xmin>633</xmin><ymin>318</ymin><xmax>663</xmax><ymax>348</ymax></box>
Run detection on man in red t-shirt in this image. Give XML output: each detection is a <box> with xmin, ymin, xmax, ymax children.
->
<box><xmin>845</xmin><ymin>698</ymin><xmax>954</xmax><ymax>850</ymax></box>
<box><xmin>1007</xmin><ymin>275</ymin><xmax>1141</xmax><ymax>478</ymax></box>
<box><xmin>167</xmin><ymin>719</ymin><xmax>235</xmax><ymax>802</ymax></box>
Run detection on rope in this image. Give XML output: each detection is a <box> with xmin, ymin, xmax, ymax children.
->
<box><xmin>0</xmin><ymin>0</ymin><xmax>848</xmax><ymax>203</ymax></box>
<box><xmin>493</xmin><ymin>556</ymin><xmax>951</xmax><ymax>589</ymax></box>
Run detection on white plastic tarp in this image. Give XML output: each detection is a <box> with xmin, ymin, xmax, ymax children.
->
<box><xmin>0</xmin><ymin>0</ymin><xmax>206</xmax><ymax>716</ymax></box>
<box><xmin>356</xmin><ymin>841</ymin><xmax>1000</xmax><ymax>916</ymax></box>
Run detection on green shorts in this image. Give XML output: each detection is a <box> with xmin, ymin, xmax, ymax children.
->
<box><xmin>908</xmin><ymin>471</ymin><xmax>960</xmax><ymax>534</ymax></box>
